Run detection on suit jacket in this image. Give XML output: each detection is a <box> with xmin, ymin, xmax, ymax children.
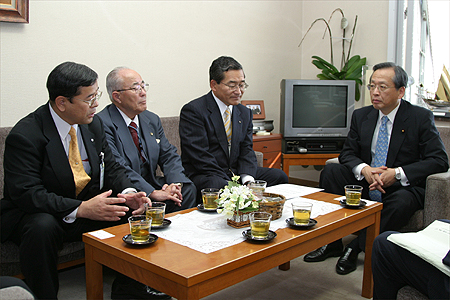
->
<box><xmin>179</xmin><ymin>91</ymin><xmax>258</xmax><ymax>181</ymax></box>
<box><xmin>97</xmin><ymin>104</ymin><xmax>192</xmax><ymax>195</ymax></box>
<box><xmin>339</xmin><ymin>100</ymin><xmax>449</xmax><ymax>188</ymax></box>
<box><xmin>1</xmin><ymin>103</ymin><xmax>133</xmax><ymax>242</ymax></box>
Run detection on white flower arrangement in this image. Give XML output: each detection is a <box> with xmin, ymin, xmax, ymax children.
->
<box><xmin>216</xmin><ymin>175</ymin><xmax>261</xmax><ymax>217</ymax></box>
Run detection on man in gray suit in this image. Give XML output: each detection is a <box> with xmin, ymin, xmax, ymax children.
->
<box><xmin>98</xmin><ymin>67</ymin><xmax>196</xmax><ymax>213</ymax></box>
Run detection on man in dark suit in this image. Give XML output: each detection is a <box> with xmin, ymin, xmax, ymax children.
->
<box><xmin>179</xmin><ymin>56</ymin><xmax>288</xmax><ymax>196</ymax></box>
<box><xmin>303</xmin><ymin>62</ymin><xmax>449</xmax><ymax>275</ymax></box>
<box><xmin>0</xmin><ymin>62</ymin><xmax>169</xmax><ymax>300</ymax></box>
<box><xmin>98</xmin><ymin>67</ymin><xmax>196</xmax><ymax>212</ymax></box>
<box><xmin>372</xmin><ymin>228</ymin><xmax>450</xmax><ymax>300</ymax></box>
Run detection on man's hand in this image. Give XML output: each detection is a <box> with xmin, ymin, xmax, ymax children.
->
<box><xmin>362</xmin><ymin>166</ymin><xmax>397</xmax><ymax>194</ymax></box>
<box><xmin>76</xmin><ymin>190</ymin><xmax>129</xmax><ymax>221</ymax></box>
<box><xmin>150</xmin><ymin>183</ymin><xmax>183</xmax><ymax>206</ymax></box>
<box><xmin>117</xmin><ymin>191</ymin><xmax>150</xmax><ymax>214</ymax></box>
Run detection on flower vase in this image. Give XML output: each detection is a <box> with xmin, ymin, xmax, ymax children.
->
<box><xmin>227</xmin><ymin>210</ymin><xmax>251</xmax><ymax>228</ymax></box>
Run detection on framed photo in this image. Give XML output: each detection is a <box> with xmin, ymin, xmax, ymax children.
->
<box><xmin>0</xmin><ymin>0</ymin><xmax>29</xmax><ymax>23</ymax></box>
<box><xmin>241</xmin><ymin>100</ymin><xmax>265</xmax><ymax>120</ymax></box>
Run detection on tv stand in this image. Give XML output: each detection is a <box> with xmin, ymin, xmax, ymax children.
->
<box><xmin>282</xmin><ymin>137</ymin><xmax>346</xmax><ymax>154</ymax></box>
<box><xmin>282</xmin><ymin>153</ymin><xmax>340</xmax><ymax>178</ymax></box>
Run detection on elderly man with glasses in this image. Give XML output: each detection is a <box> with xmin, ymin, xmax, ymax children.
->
<box><xmin>302</xmin><ymin>62</ymin><xmax>448</xmax><ymax>276</ymax></box>
<box><xmin>179</xmin><ymin>56</ymin><xmax>288</xmax><ymax>198</ymax></box>
<box><xmin>98</xmin><ymin>67</ymin><xmax>196</xmax><ymax>214</ymax></box>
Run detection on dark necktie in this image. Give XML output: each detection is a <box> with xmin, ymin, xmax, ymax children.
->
<box><xmin>128</xmin><ymin>121</ymin><xmax>146</xmax><ymax>162</ymax></box>
<box><xmin>369</xmin><ymin>116</ymin><xmax>389</xmax><ymax>202</ymax></box>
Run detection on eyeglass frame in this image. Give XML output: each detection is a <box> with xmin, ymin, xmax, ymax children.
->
<box><xmin>71</xmin><ymin>90</ymin><xmax>103</xmax><ymax>107</ymax></box>
<box><xmin>367</xmin><ymin>84</ymin><xmax>396</xmax><ymax>93</ymax></box>
<box><xmin>220</xmin><ymin>81</ymin><xmax>249</xmax><ymax>91</ymax></box>
<box><xmin>114</xmin><ymin>83</ymin><xmax>149</xmax><ymax>94</ymax></box>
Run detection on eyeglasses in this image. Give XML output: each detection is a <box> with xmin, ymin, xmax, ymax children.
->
<box><xmin>72</xmin><ymin>91</ymin><xmax>102</xmax><ymax>107</ymax></box>
<box><xmin>367</xmin><ymin>84</ymin><xmax>395</xmax><ymax>93</ymax></box>
<box><xmin>221</xmin><ymin>82</ymin><xmax>249</xmax><ymax>91</ymax></box>
<box><xmin>115</xmin><ymin>83</ymin><xmax>149</xmax><ymax>94</ymax></box>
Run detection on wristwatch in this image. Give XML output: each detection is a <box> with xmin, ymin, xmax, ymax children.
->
<box><xmin>394</xmin><ymin>168</ymin><xmax>401</xmax><ymax>181</ymax></box>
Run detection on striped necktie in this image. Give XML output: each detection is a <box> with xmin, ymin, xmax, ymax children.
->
<box><xmin>224</xmin><ymin>107</ymin><xmax>232</xmax><ymax>145</ymax></box>
<box><xmin>128</xmin><ymin>121</ymin><xmax>146</xmax><ymax>162</ymax></box>
<box><xmin>369</xmin><ymin>116</ymin><xmax>389</xmax><ymax>202</ymax></box>
<box><xmin>68</xmin><ymin>127</ymin><xmax>91</xmax><ymax>196</ymax></box>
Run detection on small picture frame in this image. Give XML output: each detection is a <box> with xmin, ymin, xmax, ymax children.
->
<box><xmin>241</xmin><ymin>100</ymin><xmax>265</xmax><ymax>120</ymax></box>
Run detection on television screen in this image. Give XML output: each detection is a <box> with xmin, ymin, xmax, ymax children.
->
<box><xmin>292</xmin><ymin>85</ymin><xmax>348</xmax><ymax>128</ymax></box>
<box><xmin>280</xmin><ymin>79</ymin><xmax>355</xmax><ymax>153</ymax></box>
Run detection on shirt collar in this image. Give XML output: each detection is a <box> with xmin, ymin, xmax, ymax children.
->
<box><xmin>212</xmin><ymin>91</ymin><xmax>233</xmax><ymax>117</ymax></box>
<box><xmin>115</xmin><ymin>105</ymin><xmax>139</xmax><ymax>127</ymax></box>
<box><xmin>378</xmin><ymin>102</ymin><xmax>400</xmax><ymax>124</ymax></box>
<box><xmin>49</xmin><ymin>102</ymin><xmax>78</xmax><ymax>140</ymax></box>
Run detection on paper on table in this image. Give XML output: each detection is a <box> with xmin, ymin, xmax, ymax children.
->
<box><xmin>387</xmin><ymin>220</ymin><xmax>450</xmax><ymax>276</ymax></box>
<box><xmin>157</xmin><ymin>198</ymin><xmax>341</xmax><ymax>254</ymax></box>
<box><xmin>89</xmin><ymin>230</ymin><xmax>115</xmax><ymax>239</ymax></box>
<box><xmin>265</xmin><ymin>184</ymin><xmax>323</xmax><ymax>199</ymax></box>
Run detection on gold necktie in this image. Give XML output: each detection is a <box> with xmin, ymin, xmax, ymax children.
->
<box><xmin>68</xmin><ymin>127</ymin><xmax>91</xmax><ymax>196</ymax></box>
<box><xmin>224</xmin><ymin>107</ymin><xmax>232</xmax><ymax>145</ymax></box>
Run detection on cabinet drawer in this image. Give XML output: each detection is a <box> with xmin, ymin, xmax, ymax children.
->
<box><xmin>262</xmin><ymin>151</ymin><xmax>282</xmax><ymax>168</ymax></box>
<box><xmin>253</xmin><ymin>140</ymin><xmax>281</xmax><ymax>153</ymax></box>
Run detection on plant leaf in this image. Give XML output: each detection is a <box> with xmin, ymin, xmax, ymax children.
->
<box><xmin>312</xmin><ymin>56</ymin><xmax>339</xmax><ymax>73</ymax></box>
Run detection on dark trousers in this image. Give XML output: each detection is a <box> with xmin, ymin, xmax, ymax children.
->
<box><xmin>320</xmin><ymin>163</ymin><xmax>424</xmax><ymax>251</ymax></box>
<box><xmin>9</xmin><ymin>212</ymin><xmax>131</xmax><ymax>299</ymax></box>
<box><xmin>372</xmin><ymin>231</ymin><xmax>450</xmax><ymax>299</ymax></box>
<box><xmin>191</xmin><ymin>166</ymin><xmax>288</xmax><ymax>203</ymax></box>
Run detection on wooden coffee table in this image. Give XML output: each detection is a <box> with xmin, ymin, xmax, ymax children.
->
<box><xmin>83</xmin><ymin>191</ymin><xmax>382</xmax><ymax>299</ymax></box>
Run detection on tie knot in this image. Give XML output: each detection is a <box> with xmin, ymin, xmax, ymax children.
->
<box><xmin>129</xmin><ymin>121</ymin><xmax>138</xmax><ymax>130</ymax></box>
<box><xmin>69</xmin><ymin>127</ymin><xmax>77</xmax><ymax>139</ymax></box>
<box><xmin>381</xmin><ymin>116</ymin><xmax>388</xmax><ymax>125</ymax></box>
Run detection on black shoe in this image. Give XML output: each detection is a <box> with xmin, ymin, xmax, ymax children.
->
<box><xmin>336</xmin><ymin>246</ymin><xmax>359</xmax><ymax>275</ymax></box>
<box><xmin>111</xmin><ymin>277</ymin><xmax>171</xmax><ymax>300</ymax></box>
<box><xmin>303</xmin><ymin>240</ymin><xmax>344</xmax><ymax>262</ymax></box>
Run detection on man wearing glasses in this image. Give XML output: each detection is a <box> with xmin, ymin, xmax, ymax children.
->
<box><xmin>0</xmin><ymin>62</ymin><xmax>154</xmax><ymax>299</ymax></box>
<box><xmin>179</xmin><ymin>56</ymin><xmax>288</xmax><ymax>196</ymax></box>
<box><xmin>98</xmin><ymin>67</ymin><xmax>196</xmax><ymax>214</ymax></box>
<box><xmin>303</xmin><ymin>62</ymin><xmax>448</xmax><ymax>276</ymax></box>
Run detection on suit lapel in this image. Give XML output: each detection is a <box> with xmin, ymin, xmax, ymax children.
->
<box><xmin>139</xmin><ymin>113</ymin><xmax>156</xmax><ymax>172</ymax></box>
<box><xmin>387</xmin><ymin>101</ymin><xmax>408</xmax><ymax>166</ymax></box>
<box><xmin>42</xmin><ymin>105</ymin><xmax>76</xmax><ymax>195</ymax></box>
<box><xmin>207</xmin><ymin>95</ymin><xmax>229</xmax><ymax>158</ymax></box>
<box><xmin>361</xmin><ymin>108</ymin><xmax>378</xmax><ymax>163</ymax></box>
<box><xmin>109</xmin><ymin>105</ymin><xmax>141</xmax><ymax>171</ymax></box>
<box><xmin>229</xmin><ymin>106</ymin><xmax>242</xmax><ymax>161</ymax></box>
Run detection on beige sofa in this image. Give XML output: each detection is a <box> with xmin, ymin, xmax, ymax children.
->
<box><xmin>0</xmin><ymin>116</ymin><xmax>263</xmax><ymax>277</ymax></box>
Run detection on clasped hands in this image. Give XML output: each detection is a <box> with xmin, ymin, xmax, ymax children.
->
<box><xmin>149</xmin><ymin>183</ymin><xmax>183</xmax><ymax>206</ymax></box>
<box><xmin>362</xmin><ymin>166</ymin><xmax>397</xmax><ymax>194</ymax></box>
<box><xmin>77</xmin><ymin>189</ymin><xmax>150</xmax><ymax>221</ymax></box>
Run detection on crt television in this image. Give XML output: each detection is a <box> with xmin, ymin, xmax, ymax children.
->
<box><xmin>280</xmin><ymin>79</ymin><xmax>355</xmax><ymax>153</ymax></box>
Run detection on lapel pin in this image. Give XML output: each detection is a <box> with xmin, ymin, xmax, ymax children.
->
<box><xmin>91</xmin><ymin>138</ymin><xmax>94</xmax><ymax>142</ymax></box>
<box><xmin>151</xmin><ymin>132</ymin><xmax>154</xmax><ymax>136</ymax></box>
<box><xmin>239</xmin><ymin>120</ymin><xmax>242</xmax><ymax>124</ymax></box>
<box><xmin>401</xmin><ymin>129</ymin><xmax>405</xmax><ymax>133</ymax></box>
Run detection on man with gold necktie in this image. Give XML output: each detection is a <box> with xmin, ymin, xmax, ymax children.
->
<box><xmin>179</xmin><ymin>56</ymin><xmax>288</xmax><ymax>197</ymax></box>
<box><xmin>303</xmin><ymin>62</ymin><xmax>449</xmax><ymax>276</ymax></box>
<box><xmin>0</xmin><ymin>62</ymin><xmax>166</xmax><ymax>300</ymax></box>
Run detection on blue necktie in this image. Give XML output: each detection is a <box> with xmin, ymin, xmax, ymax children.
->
<box><xmin>369</xmin><ymin>116</ymin><xmax>389</xmax><ymax>202</ymax></box>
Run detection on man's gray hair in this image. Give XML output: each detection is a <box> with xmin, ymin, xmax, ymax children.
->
<box><xmin>106</xmin><ymin>66</ymin><xmax>130</xmax><ymax>101</ymax></box>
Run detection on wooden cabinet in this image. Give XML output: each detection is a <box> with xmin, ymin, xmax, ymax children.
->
<box><xmin>253</xmin><ymin>133</ymin><xmax>282</xmax><ymax>169</ymax></box>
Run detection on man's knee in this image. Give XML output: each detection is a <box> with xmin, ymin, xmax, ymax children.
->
<box><xmin>20</xmin><ymin>213</ymin><xmax>64</xmax><ymax>245</ymax></box>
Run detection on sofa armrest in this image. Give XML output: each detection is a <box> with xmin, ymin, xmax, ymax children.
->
<box><xmin>255</xmin><ymin>151</ymin><xmax>263</xmax><ymax>167</ymax></box>
<box><xmin>424</xmin><ymin>169</ymin><xmax>450</xmax><ymax>227</ymax></box>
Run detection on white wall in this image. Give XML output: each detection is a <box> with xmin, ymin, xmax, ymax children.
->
<box><xmin>0</xmin><ymin>0</ymin><xmax>389</xmax><ymax>129</ymax></box>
